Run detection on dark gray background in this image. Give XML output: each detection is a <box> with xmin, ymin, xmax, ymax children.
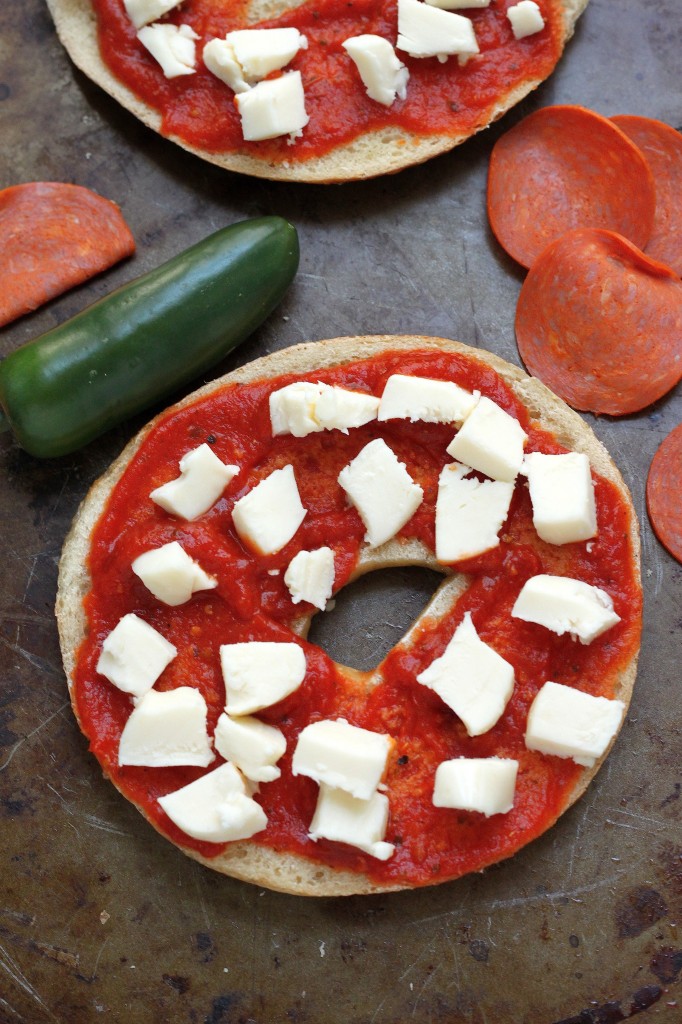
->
<box><xmin>0</xmin><ymin>1</ymin><xmax>680</xmax><ymax>1021</ymax></box>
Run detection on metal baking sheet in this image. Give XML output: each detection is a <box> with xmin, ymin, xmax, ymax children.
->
<box><xmin>0</xmin><ymin>1</ymin><xmax>680</xmax><ymax>1020</ymax></box>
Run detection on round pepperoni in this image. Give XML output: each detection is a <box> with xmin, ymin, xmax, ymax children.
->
<box><xmin>647</xmin><ymin>424</ymin><xmax>682</xmax><ymax>563</ymax></box>
<box><xmin>487</xmin><ymin>105</ymin><xmax>656</xmax><ymax>269</ymax></box>
<box><xmin>515</xmin><ymin>228</ymin><xmax>682</xmax><ymax>416</ymax></box>
<box><xmin>611</xmin><ymin>115</ymin><xmax>682</xmax><ymax>277</ymax></box>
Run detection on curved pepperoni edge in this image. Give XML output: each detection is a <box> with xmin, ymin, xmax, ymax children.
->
<box><xmin>611</xmin><ymin>115</ymin><xmax>682</xmax><ymax>278</ymax></box>
<box><xmin>0</xmin><ymin>182</ymin><xmax>135</xmax><ymax>328</ymax></box>
<box><xmin>647</xmin><ymin>423</ymin><xmax>682</xmax><ymax>564</ymax></box>
<box><xmin>487</xmin><ymin>104</ymin><xmax>656</xmax><ymax>269</ymax></box>
<box><xmin>515</xmin><ymin>227</ymin><xmax>682</xmax><ymax>416</ymax></box>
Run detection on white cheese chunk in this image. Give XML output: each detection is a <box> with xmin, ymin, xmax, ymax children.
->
<box><xmin>158</xmin><ymin>762</ymin><xmax>267</xmax><ymax>843</ymax></box>
<box><xmin>202</xmin><ymin>38</ymin><xmax>250</xmax><ymax>93</ymax></box>
<box><xmin>507</xmin><ymin>0</ymin><xmax>545</xmax><ymax>38</ymax></box>
<box><xmin>338</xmin><ymin>438</ymin><xmax>424</xmax><ymax>548</ymax></box>
<box><xmin>435</xmin><ymin>462</ymin><xmax>514</xmax><ymax>563</ymax></box>
<box><xmin>220</xmin><ymin>641</ymin><xmax>306</xmax><ymax>715</ymax></box>
<box><xmin>137</xmin><ymin>23</ymin><xmax>199</xmax><ymax>78</ymax></box>
<box><xmin>96</xmin><ymin>613</ymin><xmax>176</xmax><ymax>699</ymax></box>
<box><xmin>314</xmin><ymin>385</ymin><xmax>381</xmax><ymax>434</ymax></box>
<box><xmin>292</xmin><ymin>719</ymin><xmax>392</xmax><ymax>800</ymax></box>
<box><xmin>309</xmin><ymin>784</ymin><xmax>395</xmax><ymax>861</ymax></box>
<box><xmin>397</xmin><ymin>0</ymin><xmax>479</xmax><ymax>62</ymax></box>
<box><xmin>284</xmin><ymin>546</ymin><xmax>335</xmax><ymax>610</ymax></box>
<box><xmin>214</xmin><ymin>713</ymin><xmax>286</xmax><ymax>782</ymax></box>
<box><xmin>123</xmin><ymin>0</ymin><xmax>182</xmax><ymax>30</ymax></box>
<box><xmin>446</xmin><ymin>396</ymin><xmax>527</xmax><ymax>482</ymax></box>
<box><xmin>235</xmin><ymin>72</ymin><xmax>309</xmax><ymax>143</ymax></box>
<box><xmin>378</xmin><ymin>374</ymin><xmax>478</xmax><ymax>424</ymax></box>
<box><xmin>525</xmin><ymin>681</ymin><xmax>625</xmax><ymax>767</ymax></box>
<box><xmin>512</xmin><ymin>574</ymin><xmax>620</xmax><ymax>644</ymax></box>
<box><xmin>203</xmin><ymin>28</ymin><xmax>308</xmax><ymax>93</ymax></box>
<box><xmin>232</xmin><ymin>464</ymin><xmax>306</xmax><ymax>555</ymax></box>
<box><xmin>342</xmin><ymin>35</ymin><xmax>409</xmax><ymax>107</ymax></box>
<box><xmin>118</xmin><ymin>687</ymin><xmax>214</xmax><ymax>767</ymax></box>
<box><xmin>417</xmin><ymin>612</ymin><xmax>515</xmax><ymax>735</ymax></box>
<box><xmin>132</xmin><ymin>541</ymin><xmax>217</xmax><ymax>606</ymax></box>
<box><xmin>522</xmin><ymin>451</ymin><xmax>597</xmax><ymax>546</ymax></box>
<box><xmin>150</xmin><ymin>444</ymin><xmax>238</xmax><ymax>521</ymax></box>
<box><xmin>269</xmin><ymin>381</ymin><xmax>379</xmax><ymax>437</ymax></box>
<box><xmin>433</xmin><ymin>757</ymin><xmax>518</xmax><ymax>816</ymax></box>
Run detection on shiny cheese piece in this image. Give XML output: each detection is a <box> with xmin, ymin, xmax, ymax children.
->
<box><xmin>507</xmin><ymin>0</ymin><xmax>545</xmax><ymax>38</ymax></box>
<box><xmin>96</xmin><ymin>613</ymin><xmax>176</xmax><ymax>699</ymax></box>
<box><xmin>309</xmin><ymin>784</ymin><xmax>395</xmax><ymax>861</ymax></box>
<box><xmin>202</xmin><ymin>39</ymin><xmax>250</xmax><ymax>94</ymax></box>
<box><xmin>378</xmin><ymin>374</ymin><xmax>477</xmax><ymax>424</ymax></box>
<box><xmin>220</xmin><ymin>641</ymin><xmax>306</xmax><ymax>715</ymax></box>
<box><xmin>118</xmin><ymin>687</ymin><xmax>214</xmax><ymax>767</ymax></box>
<box><xmin>123</xmin><ymin>0</ymin><xmax>182</xmax><ymax>30</ymax></box>
<box><xmin>214</xmin><ymin>713</ymin><xmax>286</xmax><ymax>783</ymax></box>
<box><xmin>435</xmin><ymin>462</ymin><xmax>514</xmax><ymax>562</ymax></box>
<box><xmin>150</xmin><ymin>444</ymin><xmax>238</xmax><ymax>521</ymax></box>
<box><xmin>132</xmin><ymin>541</ymin><xmax>217</xmax><ymax>606</ymax></box>
<box><xmin>446</xmin><ymin>396</ymin><xmax>527</xmax><ymax>482</ymax></box>
<box><xmin>203</xmin><ymin>28</ymin><xmax>308</xmax><ymax>93</ymax></box>
<box><xmin>235</xmin><ymin>72</ymin><xmax>309</xmax><ymax>143</ymax></box>
<box><xmin>137</xmin><ymin>24</ymin><xmax>199</xmax><ymax>79</ymax></box>
<box><xmin>522</xmin><ymin>451</ymin><xmax>597</xmax><ymax>546</ymax></box>
<box><xmin>269</xmin><ymin>381</ymin><xmax>379</xmax><ymax>437</ymax></box>
<box><xmin>433</xmin><ymin>757</ymin><xmax>519</xmax><ymax>816</ymax></box>
<box><xmin>338</xmin><ymin>438</ymin><xmax>424</xmax><ymax>548</ymax></box>
<box><xmin>158</xmin><ymin>762</ymin><xmax>267</xmax><ymax>843</ymax></box>
<box><xmin>342</xmin><ymin>35</ymin><xmax>409</xmax><ymax>107</ymax></box>
<box><xmin>396</xmin><ymin>0</ymin><xmax>479</xmax><ymax>62</ymax></box>
<box><xmin>512</xmin><ymin>574</ymin><xmax>620</xmax><ymax>644</ymax></box>
<box><xmin>284</xmin><ymin>546</ymin><xmax>335</xmax><ymax>610</ymax></box>
<box><xmin>292</xmin><ymin>719</ymin><xmax>392</xmax><ymax>800</ymax></box>
<box><xmin>525</xmin><ymin>681</ymin><xmax>625</xmax><ymax>766</ymax></box>
<box><xmin>417</xmin><ymin>612</ymin><xmax>515</xmax><ymax>735</ymax></box>
<box><xmin>232</xmin><ymin>464</ymin><xmax>306</xmax><ymax>555</ymax></box>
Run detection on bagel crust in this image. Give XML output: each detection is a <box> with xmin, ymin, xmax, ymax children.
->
<box><xmin>46</xmin><ymin>0</ymin><xmax>589</xmax><ymax>182</ymax></box>
<box><xmin>57</xmin><ymin>337</ymin><xmax>641</xmax><ymax>895</ymax></box>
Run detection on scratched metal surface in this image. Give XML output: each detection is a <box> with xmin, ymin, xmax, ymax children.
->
<box><xmin>0</xmin><ymin>1</ymin><xmax>681</xmax><ymax>1021</ymax></box>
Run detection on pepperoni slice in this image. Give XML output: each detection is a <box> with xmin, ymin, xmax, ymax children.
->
<box><xmin>0</xmin><ymin>182</ymin><xmax>135</xmax><ymax>328</ymax></box>
<box><xmin>487</xmin><ymin>105</ymin><xmax>656</xmax><ymax>269</ymax></box>
<box><xmin>647</xmin><ymin>424</ymin><xmax>682</xmax><ymax>563</ymax></box>
<box><xmin>515</xmin><ymin>228</ymin><xmax>682</xmax><ymax>416</ymax></box>
<box><xmin>611</xmin><ymin>115</ymin><xmax>682</xmax><ymax>277</ymax></box>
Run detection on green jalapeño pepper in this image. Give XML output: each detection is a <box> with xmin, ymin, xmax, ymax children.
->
<box><xmin>0</xmin><ymin>216</ymin><xmax>299</xmax><ymax>458</ymax></box>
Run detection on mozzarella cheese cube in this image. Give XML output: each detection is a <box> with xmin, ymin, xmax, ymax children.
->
<box><xmin>214</xmin><ymin>713</ymin><xmax>286</xmax><ymax>782</ymax></box>
<box><xmin>397</xmin><ymin>0</ymin><xmax>479</xmax><ymax>62</ymax></box>
<box><xmin>235</xmin><ymin>72</ymin><xmax>309</xmax><ymax>142</ymax></box>
<box><xmin>507</xmin><ymin>0</ymin><xmax>545</xmax><ymax>38</ymax></box>
<box><xmin>203</xmin><ymin>38</ymin><xmax>250</xmax><ymax>93</ymax></box>
<box><xmin>522</xmin><ymin>451</ymin><xmax>597</xmax><ymax>546</ymax></box>
<box><xmin>309</xmin><ymin>784</ymin><xmax>395</xmax><ymax>861</ymax></box>
<box><xmin>446</xmin><ymin>396</ymin><xmax>527</xmax><ymax>482</ymax></box>
<box><xmin>232</xmin><ymin>464</ymin><xmax>306</xmax><ymax>555</ymax></box>
<box><xmin>378</xmin><ymin>374</ymin><xmax>478</xmax><ymax>424</ymax></box>
<box><xmin>132</xmin><ymin>541</ymin><xmax>217</xmax><ymax>606</ymax></box>
<box><xmin>292</xmin><ymin>719</ymin><xmax>392</xmax><ymax>800</ymax></box>
<box><xmin>342</xmin><ymin>35</ymin><xmax>409</xmax><ymax>107</ymax></box>
<box><xmin>284</xmin><ymin>546</ymin><xmax>335</xmax><ymax>610</ymax></box>
<box><xmin>96</xmin><ymin>613</ymin><xmax>176</xmax><ymax>699</ymax></box>
<box><xmin>338</xmin><ymin>438</ymin><xmax>424</xmax><ymax>548</ymax></box>
<box><xmin>123</xmin><ymin>0</ymin><xmax>182</xmax><ymax>30</ymax></box>
<box><xmin>137</xmin><ymin>23</ymin><xmax>199</xmax><ymax>78</ymax></box>
<box><xmin>435</xmin><ymin>462</ymin><xmax>514</xmax><ymax>563</ymax></box>
<box><xmin>220</xmin><ymin>641</ymin><xmax>306</xmax><ymax>715</ymax></box>
<box><xmin>118</xmin><ymin>687</ymin><xmax>214</xmax><ymax>767</ymax></box>
<box><xmin>203</xmin><ymin>28</ymin><xmax>308</xmax><ymax>93</ymax></box>
<box><xmin>150</xmin><ymin>444</ymin><xmax>238</xmax><ymax>521</ymax></box>
<box><xmin>417</xmin><ymin>612</ymin><xmax>515</xmax><ymax>735</ymax></box>
<box><xmin>158</xmin><ymin>762</ymin><xmax>267</xmax><ymax>842</ymax></box>
<box><xmin>269</xmin><ymin>381</ymin><xmax>379</xmax><ymax>437</ymax></box>
<box><xmin>512</xmin><ymin>574</ymin><xmax>620</xmax><ymax>644</ymax></box>
<box><xmin>525</xmin><ymin>681</ymin><xmax>625</xmax><ymax>766</ymax></box>
<box><xmin>314</xmin><ymin>385</ymin><xmax>381</xmax><ymax>434</ymax></box>
<box><xmin>433</xmin><ymin>757</ymin><xmax>518</xmax><ymax>816</ymax></box>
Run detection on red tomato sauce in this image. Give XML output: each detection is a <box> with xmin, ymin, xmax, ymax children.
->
<box><xmin>94</xmin><ymin>0</ymin><xmax>565</xmax><ymax>163</ymax></box>
<box><xmin>73</xmin><ymin>349</ymin><xmax>642</xmax><ymax>887</ymax></box>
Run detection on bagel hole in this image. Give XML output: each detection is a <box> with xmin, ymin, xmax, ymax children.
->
<box><xmin>307</xmin><ymin>566</ymin><xmax>444</xmax><ymax>672</ymax></box>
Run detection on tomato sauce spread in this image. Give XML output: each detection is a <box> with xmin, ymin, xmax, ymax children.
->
<box><xmin>94</xmin><ymin>0</ymin><xmax>566</xmax><ymax>163</ymax></box>
<box><xmin>73</xmin><ymin>349</ymin><xmax>641</xmax><ymax>887</ymax></box>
